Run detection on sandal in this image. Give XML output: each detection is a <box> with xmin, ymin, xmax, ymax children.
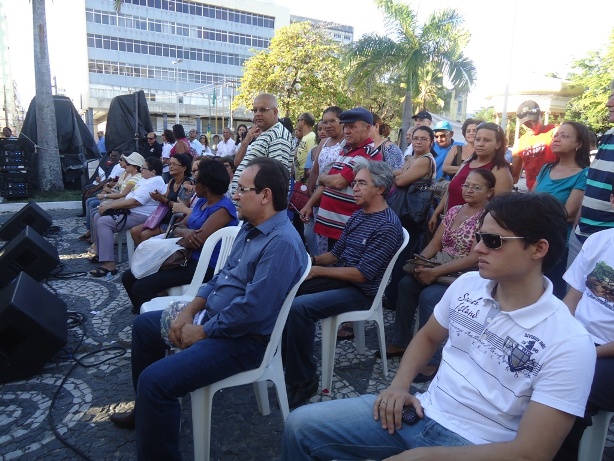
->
<box><xmin>87</xmin><ymin>255</ymin><xmax>99</xmax><ymax>263</ymax></box>
<box><xmin>78</xmin><ymin>232</ymin><xmax>91</xmax><ymax>241</ymax></box>
<box><xmin>90</xmin><ymin>267</ymin><xmax>118</xmax><ymax>277</ymax></box>
<box><xmin>375</xmin><ymin>346</ymin><xmax>405</xmax><ymax>359</ymax></box>
<box><xmin>336</xmin><ymin>323</ymin><xmax>354</xmax><ymax>341</ymax></box>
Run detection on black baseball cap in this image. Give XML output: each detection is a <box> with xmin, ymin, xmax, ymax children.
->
<box><xmin>411</xmin><ymin>110</ymin><xmax>432</xmax><ymax>121</ymax></box>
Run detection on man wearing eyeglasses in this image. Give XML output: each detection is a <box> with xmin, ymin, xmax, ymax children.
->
<box><xmin>432</xmin><ymin>120</ymin><xmax>464</xmax><ymax>180</ymax></box>
<box><xmin>230</xmin><ymin>94</ymin><xmax>293</xmax><ymax>195</ymax></box>
<box><xmin>511</xmin><ymin>100</ymin><xmax>558</xmax><ymax>190</ymax></box>
<box><xmin>284</xmin><ymin>160</ymin><xmax>403</xmax><ymax>409</ymax></box>
<box><xmin>109</xmin><ymin>157</ymin><xmax>307</xmax><ymax>460</ymax></box>
<box><xmin>282</xmin><ymin>193</ymin><xmax>595</xmax><ymax>461</ymax></box>
<box><xmin>139</xmin><ymin>132</ymin><xmax>162</xmax><ymax>160</ymax></box>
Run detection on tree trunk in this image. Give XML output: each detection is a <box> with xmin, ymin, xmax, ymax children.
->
<box><xmin>32</xmin><ymin>0</ymin><xmax>63</xmax><ymax>192</ymax></box>
<box><xmin>399</xmin><ymin>89</ymin><xmax>414</xmax><ymax>151</ymax></box>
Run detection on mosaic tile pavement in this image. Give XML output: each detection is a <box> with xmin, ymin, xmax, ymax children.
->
<box><xmin>0</xmin><ymin>209</ymin><xmax>612</xmax><ymax>461</ymax></box>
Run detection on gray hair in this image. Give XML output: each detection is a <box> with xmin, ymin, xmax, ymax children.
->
<box><xmin>353</xmin><ymin>160</ymin><xmax>394</xmax><ymax>198</ymax></box>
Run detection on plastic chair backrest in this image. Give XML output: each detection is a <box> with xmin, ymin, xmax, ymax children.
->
<box><xmin>184</xmin><ymin>226</ymin><xmax>241</xmax><ymax>297</ymax></box>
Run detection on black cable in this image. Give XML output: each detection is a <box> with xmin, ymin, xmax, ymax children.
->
<box><xmin>47</xmin><ymin>309</ymin><xmax>127</xmax><ymax>461</ymax></box>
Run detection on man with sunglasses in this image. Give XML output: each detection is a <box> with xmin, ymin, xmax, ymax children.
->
<box><xmin>511</xmin><ymin>100</ymin><xmax>558</xmax><ymax>190</ymax></box>
<box><xmin>281</xmin><ymin>193</ymin><xmax>596</xmax><ymax>461</ymax></box>
<box><xmin>230</xmin><ymin>93</ymin><xmax>293</xmax><ymax>195</ymax></box>
<box><xmin>139</xmin><ymin>132</ymin><xmax>162</xmax><ymax>160</ymax></box>
<box><xmin>432</xmin><ymin>120</ymin><xmax>464</xmax><ymax>180</ymax></box>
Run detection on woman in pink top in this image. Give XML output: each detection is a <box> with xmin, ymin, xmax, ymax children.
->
<box><xmin>430</xmin><ymin>122</ymin><xmax>512</xmax><ymax>233</ymax></box>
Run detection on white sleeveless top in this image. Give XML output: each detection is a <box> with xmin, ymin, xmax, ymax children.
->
<box><xmin>318</xmin><ymin>138</ymin><xmax>345</xmax><ymax>171</ymax></box>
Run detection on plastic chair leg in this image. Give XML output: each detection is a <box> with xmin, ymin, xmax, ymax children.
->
<box><xmin>320</xmin><ymin>317</ymin><xmax>340</xmax><ymax>393</ymax></box>
<box><xmin>253</xmin><ymin>381</ymin><xmax>271</xmax><ymax>416</ymax></box>
<box><xmin>126</xmin><ymin>230</ymin><xmax>135</xmax><ymax>262</ymax></box>
<box><xmin>191</xmin><ymin>387</ymin><xmax>214</xmax><ymax>461</ymax></box>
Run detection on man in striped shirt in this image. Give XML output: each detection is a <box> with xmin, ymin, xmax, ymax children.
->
<box><xmin>568</xmin><ymin>79</ymin><xmax>614</xmax><ymax>267</ymax></box>
<box><xmin>312</xmin><ymin>107</ymin><xmax>383</xmax><ymax>249</ymax></box>
<box><xmin>230</xmin><ymin>93</ymin><xmax>293</xmax><ymax>195</ymax></box>
<box><xmin>284</xmin><ymin>160</ymin><xmax>404</xmax><ymax>409</ymax></box>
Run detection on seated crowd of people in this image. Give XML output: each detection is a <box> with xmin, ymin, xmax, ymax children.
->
<box><xmin>84</xmin><ymin>88</ymin><xmax>613</xmax><ymax>460</ymax></box>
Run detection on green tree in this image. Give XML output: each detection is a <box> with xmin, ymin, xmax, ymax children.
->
<box><xmin>345</xmin><ymin>0</ymin><xmax>476</xmax><ymax>148</ymax></box>
<box><xmin>233</xmin><ymin>22</ymin><xmax>350</xmax><ymax>120</ymax></box>
<box><xmin>566</xmin><ymin>29</ymin><xmax>614</xmax><ymax>134</ymax></box>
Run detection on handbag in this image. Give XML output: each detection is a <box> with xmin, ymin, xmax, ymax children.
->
<box><xmin>288</xmin><ymin>180</ymin><xmax>310</xmax><ymax>213</ymax></box>
<box><xmin>101</xmin><ymin>207</ymin><xmax>130</xmax><ymax>229</ymax></box>
<box><xmin>160</xmin><ymin>247</ymin><xmax>192</xmax><ymax>271</ymax></box>
<box><xmin>402</xmin><ymin>251</ymin><xmax>462</xmax><ymax>286</ymax></box>
<box><xmin>387</xmin><ymin>154</ymin><xmax>435</xmax><ymax>230</ymax></box>
<box><xmin>130</xmin><ymin>237</ymin><xmax>183</xmax><ymax>279</ymax></box>
<box><xmin>143</xmin><ymin>202</ymin><xmax>170</xmax><ymax>230</ymax></box>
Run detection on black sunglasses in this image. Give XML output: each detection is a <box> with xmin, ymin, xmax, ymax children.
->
<box><xmin>475</xmin><ymin>232</ymin><xmax>527</xmax><ymax>249</ymax></box>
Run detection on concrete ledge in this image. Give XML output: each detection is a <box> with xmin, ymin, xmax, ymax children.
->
<box><xmin>0</xmin><ymin>200</ymin><xmax>81</xmax><ymax>213</ymax></box>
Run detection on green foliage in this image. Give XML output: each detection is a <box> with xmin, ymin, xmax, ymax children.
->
<box><xmin>233</xmin><ymin>22</ymin><xmax>351</xmax><ymax>120</ymax></box>
<box><xmin>566</xmin><ymin>29</ymin><xmax>614</xmax><ymax>134</ymax></box>
<box><xmin>472</xmin><ymin>106</ymin><xmax>496</xmax><ymax>122</ymax></box>
<box><xmin>344</xmin><ymin>0</ymin><xmax>477</xmax><ymax>146</ymax></box>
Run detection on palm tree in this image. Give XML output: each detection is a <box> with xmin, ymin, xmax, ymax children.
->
<box><xmin>345</xmin><ymin>0</ymin><xmax>476</xmax><ymax>149</ymax></box>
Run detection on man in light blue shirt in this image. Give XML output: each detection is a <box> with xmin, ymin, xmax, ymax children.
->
<box><xmin>109</xmin><ymin>157</ymin><xmax>307</xmax><ymax>461</ymax></box>
<box><xmin>96</xmin><ymin>130</ymin><xmax>106</xmax><ymax>155</ymax></box>
<box><xmin>432</xmin><ymin>120</ymin><xmax>464</xmax><ymax>180</ymax></box>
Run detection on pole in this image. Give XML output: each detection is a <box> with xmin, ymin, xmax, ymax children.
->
<box><xmin>3</xmin><ymin>85</ymin><xmax>9</xmax><ymax>127</ymax></box>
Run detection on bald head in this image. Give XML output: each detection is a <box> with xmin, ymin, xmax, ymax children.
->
<box><xmin>252</xmin><ymin>93</ymin><xmax>279</xmax><ymax>131</ymax></box>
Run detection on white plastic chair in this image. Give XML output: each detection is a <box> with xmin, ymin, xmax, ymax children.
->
<box><xmin>319</xmin><ymin>228</ymin><xmax>409</xmax><ymax>392</ymax></box>
<box><xmin>190</xmin><ymin>258</ymin><xmax>311</xmax><ymax>461</ymax></box>
<box><xmin>578</xmin><ymin>410</ymin><xmax>613</xmax><ymax>461</ymax></box>
<box><xmin>140</xmin><ymin>225</ymin><xmax>241</xmax><ymax>314</ymax></box>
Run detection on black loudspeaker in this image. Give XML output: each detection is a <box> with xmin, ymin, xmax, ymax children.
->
<box><xmin>0</xmin><ymin>272</ymin><xmax>67</xmax><ymax>384</ymax></box>
<box><xmin>0</xmin><ymin>226</ymin><xmax>59</xmax><ymax>288</ymax></box>
<box><xmin>0</xmin><ymin>201</ymin><xmax>52</xmax><ymax>241</ymax></box>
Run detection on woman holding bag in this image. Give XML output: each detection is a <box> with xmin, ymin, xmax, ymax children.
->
<box><xmin>383</xmin><ymin>169</ymin><xmax>496</xmax><ymax>382</ymax></box>
<box><xmin>121</xmin><ymin>160</ymin><xmax>238</xmax><ymax>314</ymax></box>
<box><xmin>89</xmin><ymin>156</ymin><xmax>166</xmax><ymax>277</ymax></box>
<box><xmin>384</xmin><ymin>125</ymin><xmax>437</xmax><ymax>307</ymax></box>
<box><xmin>130</xmin><ymin>153</ymin><xmax>193</xmax><ymax>245</ymax></box>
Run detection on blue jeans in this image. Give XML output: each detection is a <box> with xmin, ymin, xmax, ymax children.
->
<box><xmin>280</xmin><ymin>394</ymin><xmax>473</xmax><ymax>460</ymax></box>
<box><xmin>392</xmin><ymin>275</ymin><xmax>448</xmax><ymax>360</ymax></box>
<box><xmin>131</xmin><ymin>311</ymin><xmax>267</xmax><ymax>461</ymax></box>
<box><xmin>85</xmin><ymin>197</ymin><xmax>100</xmax><ymax>231</ymax></box>
<box><xmin>284</xmin><ymin>285</ymin><xmax>371</xmax><ymax>385</ymax></box>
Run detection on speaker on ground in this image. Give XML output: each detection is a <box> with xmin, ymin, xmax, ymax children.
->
<box><xmin>0</xmin><ymin>225</ymin><xmax>59</xmax><ymax>288</ymax></box>
<box><xmin>0</xmin><ymin>271</ymin><xmax>67</xmax><ymax>384</ymax></box>
<box><xmin>0</xmin><ymin>201</ymin><xmax>52</xmax><ymax>241</ymax></box>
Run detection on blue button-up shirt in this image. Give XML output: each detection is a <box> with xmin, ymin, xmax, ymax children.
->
<box><xmin>197</xmin><ymin>211</ymin><xmax>307</xmax><ymax>338</ymax></box>
<box><xmin>97</xmin><ymin>136</ymin><xmax>106</xmax><ymax>154</ymax></box>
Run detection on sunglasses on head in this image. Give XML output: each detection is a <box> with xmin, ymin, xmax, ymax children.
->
<box><xmin>475</xmin><ymin>232</ymin><xmax>527</xmax><ymax>249</ymax></box>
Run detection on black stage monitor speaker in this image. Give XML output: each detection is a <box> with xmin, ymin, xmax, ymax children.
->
<box><xmin>0</xmin><ymin>271</ymin><xmax>67</xmax><ymax>384</ymax></box>
<box><xmin>0</xmin><ymin>226</ymin><xmax>59</xmax><ymax>288</ymax></box>
<box><xmin>0</xmin><ymin>201</ymin><xmax>52</xmax><ymax>241</ymax></box>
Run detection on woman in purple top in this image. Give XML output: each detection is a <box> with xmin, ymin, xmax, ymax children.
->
<box><xmin>121</xmin><ymin>161</ymin><xmax>238</xmax><ymax>314</ymax></box>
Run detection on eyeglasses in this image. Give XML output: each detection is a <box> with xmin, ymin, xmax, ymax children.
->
<box><xmin>434</xmin><ymin>133</ymin><xmax>449</xmax><ymax>139</ymax></box>
<box><xmin>251</xmin><ymin>107</ymin><xmax>272</xmax><ymax>113</ymax></box>
<box><xmin>553</xmin><ymin>132</ymin><xmax>574</xmax><ymax>140</ymax></box>
<box><xmin>461</xmin><ymin>183</ymin><xmax>486</xmax><ymax>192</ymax></box>
<box><xmin>235</xmin><ymin>186</ymin><xmax>261</xmax><ymax>196</ymax></box>
<box><xmin>475</xmin><ymin>232</ymin><xmax>528</xmax><ymax>249</ymax></box>
<box><xmin>350</xmin><ymin>180</ymin><xmax>372</xmax><ymax>188</ymax></box>
<box><xmin>411</xmin><ymin>137</ymin><xmax>430</xmax><ymax>142</ymax></box>
<box><xmin>322</xmin><ymin>119</ymin><xmax>340</xmax><ymax>126</ymax></box>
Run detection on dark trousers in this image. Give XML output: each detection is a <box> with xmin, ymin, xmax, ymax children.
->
<box><xmin>121</xmin><ymin>259</ymin><xmax>213</xmax><ymax>311</ymax></box>
<box><xmin>132</xmin><ymin>311</ymin><xmax>266</xmax><ymax>460</ymax></box>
